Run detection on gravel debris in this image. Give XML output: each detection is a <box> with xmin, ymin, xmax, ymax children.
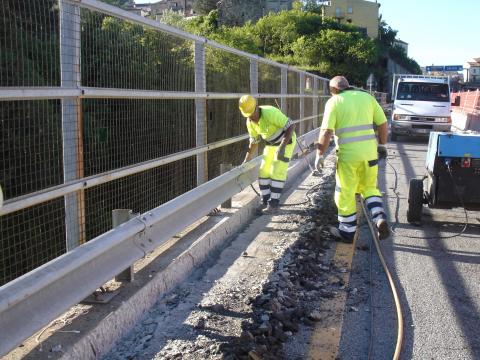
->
<box><xmin>102</xmin><ymin>156</ymin><xmax>351</xmax><ymax>360</ymax></box>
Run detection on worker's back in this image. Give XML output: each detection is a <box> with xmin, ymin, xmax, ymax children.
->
<box><xmin>322</xmin><ymin>90</ymin><xmax>387</xmax><ymax>161</ymax></box>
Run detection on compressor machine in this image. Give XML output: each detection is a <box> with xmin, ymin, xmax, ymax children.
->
<box><xmin>407</xmin><ymin>131</ymin><xmax>480</xmax><ymax>223</ymax></box>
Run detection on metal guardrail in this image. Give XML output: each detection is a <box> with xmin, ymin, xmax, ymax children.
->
<box><xmin>0</xmin><ymin>0</ymin><xmax>389</xmax><ymax>354</ymax></box>
<box><xmin>0</xmin><ymin>128</ymin><xmax>319</xmax><ymax>356</ymax></box>
<box><xmin>0</xmin><ymin>0</ymin><xmax>330</xmax><ymax>286</ymax></box>
<box><xmin>0</xmin><ymin>0</ymin><xmax>330</xmax><ymax>355</ymax></box>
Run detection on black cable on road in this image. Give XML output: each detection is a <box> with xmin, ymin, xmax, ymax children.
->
<box><xmin>386</xmin><ymin>155</ymin><xmax>474</xmax><ymax>240</ymax></box>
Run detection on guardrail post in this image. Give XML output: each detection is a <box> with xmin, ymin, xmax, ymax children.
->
<box><xmin>195</xmin><ymin>41</ymin><xmax>208</xmax><ymax>185</ymax></box>
<box><xmin>220</xmin><ymin>164</ymin><xmax>233</xmax><ymax>208</ymax></box>
<box><xmin>250</xmin><ymin>58</ymin><xmax>258</xmax><ymax>95</ymax></box>
<box><xmin>281</xmin><ymin>68</ymin><xmax>288</xmax><ymax>113</ymax></box>
<box><xmin>313</xmin><ymin>78</ymin><xmax>319</xmax><ymax>128</ymax></box>
<box><xmin>299</xmin><ymin>73</ymin><xmax>305</xmax><ymax>135</ymax></box>
<box><xmin>113</xmin><ymin>209</ymin><xmax>135</xmax><ymax>282</ymax></box>
<box><xmin>60</xmin><ymin>0</ymin><xmax>85</xmax><ymax>250</ymax></box>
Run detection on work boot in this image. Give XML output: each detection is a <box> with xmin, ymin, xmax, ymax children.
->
<box><xmin>255</xmin><ymin>202</ymin><xmax>268</xmax><ymax>215</ymax></box>
<box><xmin>328</xmin><ymin>226</ymin><xmax>354</xmax><ymax>244</ymax></box>
<box><xmin>376</xmin><ymin>219</ymin><xmax>390</xmax><ymax>240</ymax></box>
<box><xmin>262</xmin><ymin>203</ymin><xmax>279</xmax><ymax>215</ymax></box>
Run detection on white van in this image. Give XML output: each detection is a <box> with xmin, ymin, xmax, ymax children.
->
<box><xmin>390</xmin><ymin>75</ymin><xmax>458</xmax><ymax>141</ymax></box>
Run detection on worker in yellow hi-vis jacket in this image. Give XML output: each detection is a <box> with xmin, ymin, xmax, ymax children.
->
<box><xmin>315</xmin><ymin>76</ymin><xmax>390</xmax><ymax>242</ymax></box>
<box><xmin>239</xmin><ymin>95</ymin><xmax>296</xmax><ymax>215</ymax></box>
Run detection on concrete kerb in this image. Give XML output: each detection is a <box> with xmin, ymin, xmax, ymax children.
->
<box><xmin>60</xmin><ymin>150</ymin><xmax>317</xmax><ymax>360</ymax></box>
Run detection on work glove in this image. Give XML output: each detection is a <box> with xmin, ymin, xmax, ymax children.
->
<box><xmin>315</xmin><ymin>153</ymin><xmax>324</xmax><ymax>171</ymax></box>
<box><xmin>377</xmin><ymin>144</ymin><xmax>387</xmax><ymax>159</ymax></box>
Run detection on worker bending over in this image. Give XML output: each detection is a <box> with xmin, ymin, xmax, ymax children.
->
<box><xmin>239</xmin><ymin>95</ymin><xmax>296</xmax><ymax>215</ymax></box>
<box><xmin>315</xmin><ymin>76</ymin><xmax>390</xmax><ymax>242</ymax></box>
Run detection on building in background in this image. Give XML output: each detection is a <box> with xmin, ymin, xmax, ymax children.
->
<box><xmin>126</xmin><ymin>0</ymin><xmax>195</xmax><ymax>18</ymax></box>
<box><xmin>125</xmin><ymin>2</ymin><xmax>152</xmax><ymax>16</ymax></box>
<box><xmin>463</xmin><ymin>58</ymin><xmax>480</xmax><ymax>84</ymax></box>
<box><xmin>217</xmin><ymin>0</ymin><xmax>293</xmax><ymax>26</ymax></box>
<box><xmin>150</xmin><ymin>0</ymin><xmax>194</xmax><ymax>17</ymax></box>
<box><xmin>393</xmin><ymin>39</ymin><xmax>408</xmax><ymax>55</ymax></box>
<box><xmin>321</xmin><ymin>0</ymin><xmax>380</xmax><ymax>39</ymax></box>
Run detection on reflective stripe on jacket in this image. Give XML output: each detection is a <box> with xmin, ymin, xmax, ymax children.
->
<box><xmin>321</xmin><ymin>90</ymin><xmax>387</xmax><ymax>162</ymax></box>
<box><xmin>247</xmin><ymin>106</ymin><xmax>293</xmax><ymax>145</ymax></box>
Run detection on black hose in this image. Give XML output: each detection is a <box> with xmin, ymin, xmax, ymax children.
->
<box><xmin>387</xmin><ymin>158</ymin><xmax>473</xmax><ymax>240</ymax></box>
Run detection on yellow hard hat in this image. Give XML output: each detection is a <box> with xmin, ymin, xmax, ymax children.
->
<box><xmin>239</xmin><ymin>95</ymin><xmax>257</xmax><ymax>117</ymax></box>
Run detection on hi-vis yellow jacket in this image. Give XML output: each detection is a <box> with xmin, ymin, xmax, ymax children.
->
<box><xmin>246</xmin><ymin>106</ymin><xmax>293</xmax><ymax>146</ymax></box>
<box><xmin>321</xmin><ymin>90</ymin><xmax>386</xmax><ymax>161</ymax></box>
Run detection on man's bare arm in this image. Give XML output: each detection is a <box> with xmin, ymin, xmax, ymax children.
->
<box><xmin>316</xmin><ymin>129</ymin><xmax>334</xmax><ymax>155</ymax></box>
<box><xmin>243</xmin><ymin>142</ymin><xmax>258</xmax><ymax>163</ymax></box>
<box><xmin>377</xmin><ymin>122</ymin><xmax>388</xmax><ymax>145</ymax></box>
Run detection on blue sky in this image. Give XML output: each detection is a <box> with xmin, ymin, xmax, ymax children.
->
<box><xmin>379</xmin><ymin>0</ymin><xmax>478</xmax><ymax>66</ymax></box>
<box><xmin>134</xmin><ymin>0</ymin><xmax>478</xmax><ymax>67</ymax></box>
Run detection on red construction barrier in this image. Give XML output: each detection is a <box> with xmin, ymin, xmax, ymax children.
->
<box><xmin>451</xmin><ymin>90</ymin><xmax>480</xmax><ymax>114</ymax></box>
<box><xmin>451</xmin><ymin>90</ymin><xmax>480</xmax><ymax>131</ymax></box>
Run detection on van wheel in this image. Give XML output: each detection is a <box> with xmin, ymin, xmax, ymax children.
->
<box><xmin>391</xmin><ymin>132</ymin><xmax>398</xmax><ymax>141</ymax></box>
<box><xmin>407</xmin><ymin>179</ymin><xmax>423</xmax><ymax>223</ymax></box>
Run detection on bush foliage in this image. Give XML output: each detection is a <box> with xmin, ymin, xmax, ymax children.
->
<box><xmin>162</xmin><ymin>6</ymin><xmax>421</xmax><ymax>90</ymax></box>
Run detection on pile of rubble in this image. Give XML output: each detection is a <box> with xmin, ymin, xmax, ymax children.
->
<box><xmin>104</xmin><ymin>162</ymin><xmax>350</xmax><ymax>360</ymax></box>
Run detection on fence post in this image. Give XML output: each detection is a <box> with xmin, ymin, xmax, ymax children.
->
<box><xmin>299</xmin><ymin>72</ymin><xmax>305</xmax><ymax>135</ymax></box>
<box><xmin>249</xmin><ymin>58</ymin><xmax>259</xmax><ymax>159</ymax></box>
<box><xmin>60</xmin><ymin>0</ymin><xmax>85</xmax><ymax>251</ymax></box>
<box><xmin>113</xmin><ymin>209</ymin><xmax>135</xmax><ymax>282</ymax></box>
<box><xmin>195</xmin><ymin>41</ymin><xmax>208</xmax><ymax>186</ymax></box>
<box><xmin>250</xmin><ymin>58</ymin><xmax>258</xmax><ymax>95</ymax></box>
<box><xmin>220</xmin><ymin>164</ymin><xmax>233</xmax><ymax>208</ymax></box>
<box><xmin>281</xmin><ymin>68</ymin><xmax>288</xmax><ymax>113</ymax></box>
<box><xmin>313</xmin><ymin>78</ymin><xmax>319</xmax><ymax>128</ymax></box>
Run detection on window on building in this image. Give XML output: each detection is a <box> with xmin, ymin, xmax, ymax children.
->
<box><xmin>335</xmin><ymin>7</ymin><xmax>342</xmax><ymax>17</ymax></box>
<box><xmin>347</xmin><ymin>5</ymin><xmax>353</xmax><ymax>13</ymax></box>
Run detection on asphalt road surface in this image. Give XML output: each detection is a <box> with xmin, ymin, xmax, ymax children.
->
<box><xmin>374</xmin><ymin>138</ymin><xmax>480</xmax><ymax>360</ymax></box>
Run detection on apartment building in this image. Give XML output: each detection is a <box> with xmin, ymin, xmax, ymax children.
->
<box><xmin>321</xmin><ymin>0</ymin><xmax>380</xmax><ymax>39</ymax></box>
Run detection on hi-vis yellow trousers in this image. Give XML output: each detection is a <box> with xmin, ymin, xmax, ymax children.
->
<box><xmin>335</xmin><ymin>159</ymin><xmax>386</xmax><ymax>240</ymax></box>
<box><xmin>258</xmin><ymin>133</ymin><xmax>296</xmax><ymax>207</ymax></box>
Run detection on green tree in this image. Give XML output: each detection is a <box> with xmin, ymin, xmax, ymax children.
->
<box><xmin>102</xmin><ymin>0</ymin><xmax>131</xmax><ymax>8</ymax></box>
<box><xmin>375</xmin><ymin>16</ymin><xmax>422</xmax><ymax>80</ymax></box>
<box><xmin>301</xmin><ymin>0</ymin><xmax>324</xmax><ymax>14</ymax></box>
<box><xmin>291</xmin><ymin>29</ymin><xmax>377</xmax><ymax>84</ymax></box>
<box><xmin>157</xmin><ymin>8</ymin><xmax>187</xmax><ymax>29</ymax></box>
<box><xmin>378</xmin><ymin>18</ymin><xmax>397</xmax><ymax>47</ymax></box>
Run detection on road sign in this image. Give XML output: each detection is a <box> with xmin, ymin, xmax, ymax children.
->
<box><xmin>426</xmin><ymin>65</ymin><xmax>463</xmax><ymax>72</ymax></box>
<box><xmin>366</xmin><ymin>73</ymin><xmax>374</xmax><ymax>85</ymax></box>
<box><xmin>444</xmin><ymin>65</ymin><xmax>463</xmax><ymax>71</ymax></box>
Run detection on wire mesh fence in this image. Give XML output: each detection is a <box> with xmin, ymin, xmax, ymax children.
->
<box><xmin>0</xmin><ymin>0</ymin><xmax>330</xmax><ymax>286</ymax></box>
<box><xmin>80</xmin><ymin>7</ymin><xmax>195</xmax><ymax>91</ymax></box>
<box><xmin>0</xmin><ymin>0</ymin><xmax>60</xmax><ymax>87</ymax></box>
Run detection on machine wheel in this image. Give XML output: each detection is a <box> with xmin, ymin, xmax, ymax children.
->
<box><xmin>407</xmin><ymin>179</ymin><xmax>423</xmax><ymax>223</ymax></box>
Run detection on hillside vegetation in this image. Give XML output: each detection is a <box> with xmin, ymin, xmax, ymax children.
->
<box><xmin>161</xmin><ymin>2</ymin><xmax>421</xmax><ymax>90</ymax></box>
